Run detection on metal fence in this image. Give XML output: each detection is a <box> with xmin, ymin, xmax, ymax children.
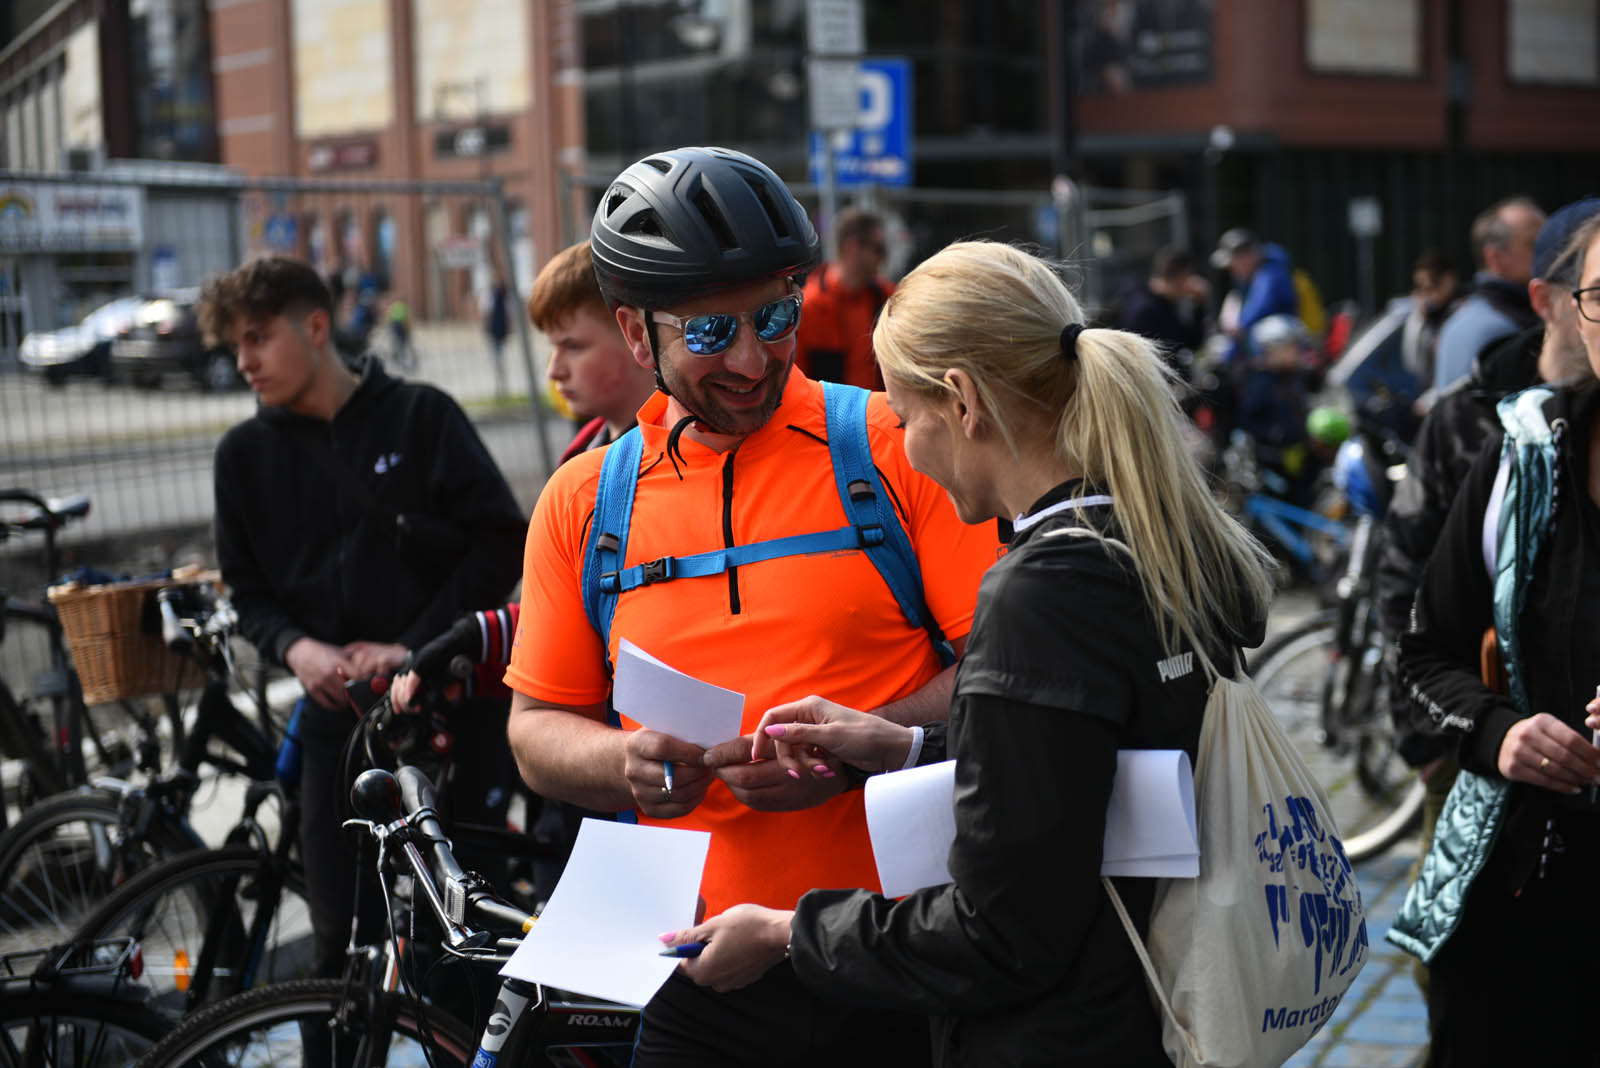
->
<box><xmin>1</xmin><ymin>168</ymin><xmax>564</xmax><ymax>589</ymax></box>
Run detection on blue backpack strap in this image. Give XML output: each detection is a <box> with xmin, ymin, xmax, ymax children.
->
<box><xmin>580</xmin><ymin>426</ymin><xmax>643</xmax><ymax>678</ymax></box>
<box><xmin>578</xmin><ymin>426</ymin><xmax>643</xmax><ymax>823</ymax></box>
<box><xmin>822</xmin><ymin>381</ymin><xmax>955</xmax><ymax>667</ymax></box>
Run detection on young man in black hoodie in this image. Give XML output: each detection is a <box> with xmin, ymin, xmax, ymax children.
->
<box><xmin>202</xmin><ymin>256</ymin><xmax>527</xmax><ymax>981</ymax></box>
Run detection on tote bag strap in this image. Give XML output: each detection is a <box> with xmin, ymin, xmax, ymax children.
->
<box><xmin>1103</xmin><ymin>877</ymin><xmax>1205</xmax><ymax>1066</ymax></box>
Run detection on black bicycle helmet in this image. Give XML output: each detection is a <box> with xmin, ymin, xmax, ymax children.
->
<box><xmin>590</xmin><ymin>147</ymin><xmax>822</xmax><ymax>310</ymax></box>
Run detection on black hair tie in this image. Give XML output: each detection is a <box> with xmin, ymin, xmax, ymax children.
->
<box><xmin>1059</xmin><ymin>322</ymin><xmax>1085</xmax><ymax>360</ymax></box>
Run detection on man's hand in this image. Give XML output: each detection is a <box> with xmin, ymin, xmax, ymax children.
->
<box><xmin>703</xmin><ymin>735</ymin><xmax>849</xmax><ymax>812</ymax></box>
<box><xmin>285</xmin><ymin>637</ymin><xmax>358</xmax><ymax>709</ymax></box>
<box><xmin>625</xmin><ymin>729</ymin><xmax>713</xmax><ymax>819</ymax></box>
<box><xmin>1497</xmin><ymin>712</ymin><xmax>1600</xmax><ymax>793</ymax></box>
<box><xmin>343</xmin><ymin>641</ymin><xmax>408</xmax><ymax>678</ymax></box>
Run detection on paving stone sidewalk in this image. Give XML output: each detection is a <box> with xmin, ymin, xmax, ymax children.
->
<box><xmin>1286</xmin><ymin>844</ymin><xmax>1428</xmax><ymax>1068</ymax></box>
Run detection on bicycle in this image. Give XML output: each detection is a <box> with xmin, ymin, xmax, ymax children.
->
<box><xmin>0</xmin><ymin>581</ymin><xmax>288</xmax><ymax>958</ymax></box>
<box><xmin>131</xmin><ymin>761</ymin><xmax>639</xmax><ymax>1067</ymax></box>
<box><xmin>63</xmin><ymin>657</ymin><xmax>561</xmax><ymax>1024</ymax></box>
<box><xmin>1217</xmin><ymin>432</ymin><xmax>1353</xmax><ymax>590</ymax></box>
<box><xmin>0</xmin><ymin>489</ymin><xmax>179</xmax><ymax>829</ymax></box>
<box><xmin>1248</xmin><ymin>414</ymin><xmax>1425</xmax><ymax>862</ymax></box>
<box><xmin>0</xmin><ymin>937</ymin><xmax>172</xmax><ymax>1066</ymax></box>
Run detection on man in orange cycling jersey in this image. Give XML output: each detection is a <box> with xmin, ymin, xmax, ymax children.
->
<box><xmin>504</xmin><ymin>147</ymin><xmax>996</xmax><ymax>1066</ymax></box>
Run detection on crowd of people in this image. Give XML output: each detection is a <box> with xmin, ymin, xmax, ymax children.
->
<box><xmin>195</xmin><ymin>146</ymin><xmax>1600</xmax><ymax>1066</ymax></box>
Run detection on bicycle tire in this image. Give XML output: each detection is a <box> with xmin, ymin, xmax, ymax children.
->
<box><xmin>0</xmin><ymin>985</ymin><xmax>172</xmax><ymax>1067</ymax></box>
<box><xmin>130</xmin><ymin>978</ymin><xmax>475</xmax><ymax>1068</ymax></box>
<box><xmin>0</xmin><ymin>789</ymin><xmax>197</xmax><ymax>959</ymax></box>
<box><xmin>71</xmin><ymin>845</ymin><xmax>313</xmax><ymax>1016</ymax></box>
<box><xmin>1249</xmin><ymin>611</ymin><xmax>1424</xmax><ymax>862</ymax></box>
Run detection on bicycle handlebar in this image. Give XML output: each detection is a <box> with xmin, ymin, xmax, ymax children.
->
<box><xmin>350</xmin><ymin>766</ymin><xmax>535</xmax><ymax>951</ymax></box>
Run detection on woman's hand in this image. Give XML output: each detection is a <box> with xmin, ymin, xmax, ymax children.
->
<box><xmin>663</xmin><ymin>905</ymin><xmax>793</xmax><ymax>993</ymax></box>
<box><xmin>1498</xmin><ymin>712</ymin><xmax>1600</xmax><ymax>793</ymax></box>
<box><xmin>752</xmin><ymin>696</ymin><xmax>914</xmax><ymax>778</ymax></box>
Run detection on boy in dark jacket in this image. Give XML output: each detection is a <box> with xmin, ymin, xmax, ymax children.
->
<box><xmin>203</xmin><ymin>256</ymin><xmax>526</xmax><ymax>980</ymax></box>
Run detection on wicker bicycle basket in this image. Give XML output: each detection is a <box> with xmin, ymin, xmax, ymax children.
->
<box><xmin>46</xmin><ymin>567</ymin><xmax>217</xmax><ymax>704</ymax></box>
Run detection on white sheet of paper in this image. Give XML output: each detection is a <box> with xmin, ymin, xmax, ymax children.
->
<box><xmin>864</xmin><ymin>750</ymin><xmax>1200</xmax><ymax>897</ymax></box>
<box><xmin>612</xmin><ymin>637</ymin><xmax>746</xmax><ymax>749</ymax></box>
<box><xmin>865</xmin><ymin>760</ymin><xmax>959</xmax><ymax>898</ymax></box>
<box><xmin>500</xmin><ymin>818</ymin><xmax>711</xmax><ymax>1007</ymax></box>
<box><xmin>1101</xmin><ymin>750</ymin><xmax>1199</xmax><ymax>878</ymax></box>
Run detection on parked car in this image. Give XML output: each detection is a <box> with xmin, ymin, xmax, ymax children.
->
<box><xmin>19</xmin><ymin>296</ymin><xmax>148</xmax><ymax>383</ymax></box>
<box><xmin>110</xmin><ymin>290</ymin><xmax>241</xmax><ymax>392</ymax></box>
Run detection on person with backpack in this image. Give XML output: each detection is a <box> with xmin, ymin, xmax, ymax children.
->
<box><xmin>657</xmin><ymin>240</ymin><xmax>1275</xmax><ymax>1066</ymax></box>
<box><xmin>502</xmin><ymin>147</ymin><xmax>997</xmax><ymax>1066</ymax></box>
<box><xmin>1389</xmin><ymin>210</ymin><xmax>1600</xmax><ymax>1066</ymax></box>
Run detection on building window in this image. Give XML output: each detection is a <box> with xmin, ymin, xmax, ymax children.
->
<box><xmin>374</xmin><ymin>209</ymin><xmax>396</xmax><ymax>291</ymax></box>
<box><xmin>1304</xmin><ymin>0</ymin><xmax>1423</xmax><ymax>77</ymax></box>
<box><xmin>1506</xmin><ymin>0</ymin><xmax>1599</xmax><ymax>87</ymax></box>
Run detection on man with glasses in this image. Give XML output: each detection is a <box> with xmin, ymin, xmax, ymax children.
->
<box><xmin>795</xmin><ymin>205</ymin><xmax>895</xmax><ymax>389</ymax></box>
<box><xmin>504</xmin><ymin>147</ymin><xmax>996</xmax><ymax>1065</ymax></box>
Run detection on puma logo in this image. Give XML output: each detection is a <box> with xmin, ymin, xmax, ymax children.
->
<box><xmin>1156</xmin><ymin>651</ymin><xmax>1195</xmax><ymax>683</ymax></box>
<box><xmin>374</xmin><ymin>451</ymin><xmax>403</xmax><ymax>474</ymax></box>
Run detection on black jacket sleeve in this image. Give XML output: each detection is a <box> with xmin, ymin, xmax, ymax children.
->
<box><xmin>214</xmin><ymin>428</ymin><xmax>309</xmax><ymax>665</ymax></box>
<box><xmin>1396</xmin><ymin>443</ymin><xmax>1521</xmax><ymax>776</ymax></box>
<box><xmin>1376</xmin><ymin>404</ymin><xmax>1481</xmax><ymax>763</ymax></box>
<box><xmin>790</xmin><ymin>693</ymin><xmax>1118</xmax><ymax>1014</ymax></box>
<box><xmin>394</xmin><ymin>396</ymin><xmax>527</xmax><ymax>650</ymax></box>
<box><xmin>915</xmin><ymin>722</ymin><xmax>948</xmax><ymax>765</ymax></box>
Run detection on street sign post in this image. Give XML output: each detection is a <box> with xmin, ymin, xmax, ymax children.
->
<box><xmin>807</xmin><ymin>57</ymin><xmax>913</xmax><ymax>189</ymax></box>
<box><xmin>807</xmin><ymin>0</ymin><xmax>863</xmax><ymax>259</ymax></box>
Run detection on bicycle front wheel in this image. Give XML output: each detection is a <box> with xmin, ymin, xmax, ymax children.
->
<box><xmin>131</xmin><ymin>979</ymin><xmax>475</xmax><ymax>1068</ymax></box>
<box><xmin>0</xmin><ymin>789</ymin><xmax>195</xmax><ymax>958</ymax></box>
<box><xmin>1249</xmin><ymin>611</ymin><xmax>1424</xmax><ymax>862</ymax></box>
<box><xmin>71</xmin><ymin>845</ymin><xmax>313</xmax><ymax>1016</ymax></box>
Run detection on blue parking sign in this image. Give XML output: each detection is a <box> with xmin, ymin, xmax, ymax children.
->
<box><xmin>808</xmin><ymin>57</ymin><xmax>912</xmax><ymax>187</ymax></box>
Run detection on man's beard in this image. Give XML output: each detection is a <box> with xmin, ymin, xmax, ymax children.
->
<box><xmin>659</xmin><ymin>352</ymin><xmax>793</xmax><ymax>436</ymax></box>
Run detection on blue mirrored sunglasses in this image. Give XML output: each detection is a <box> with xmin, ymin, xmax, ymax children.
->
<box><xmin>650</xmin><ymin>294</ymin><xmax>803</xmax><ymax>356</ymax></box>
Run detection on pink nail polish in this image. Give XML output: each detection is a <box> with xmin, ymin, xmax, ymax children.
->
<box><xmin>813</xmin><ymin>764</ymin><xmax>829</xmax><ymax>774</ymax></box>
<box><xmin>787</xmin><ymin>768</ymin><xmax>800</xmax><ymax>779</ymax></box>
<box><xmin>765</xmin><ymin>725</ymin><xmax>787</xmax><ymax>737</ymax></box>
<box><xmin>822</xmin><ymin>770</ymin><xmax>838</xmax><ymax>778</ymax></box>
<box><xmin>658</xmin><ymin>931</ymin><xmax>676</xmax><ymax>943</ymax></box>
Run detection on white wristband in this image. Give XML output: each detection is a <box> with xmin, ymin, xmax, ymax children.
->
<box><xmin>900</xmin><ymin>725</ymin><xmax>925</xmax><ymax>770</ymax></box>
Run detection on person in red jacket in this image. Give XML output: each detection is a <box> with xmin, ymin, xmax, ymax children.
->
<box><xmin>794</xmin><ymin>206</ymin><xmax>894</xmax><ymax>389</ymax></box>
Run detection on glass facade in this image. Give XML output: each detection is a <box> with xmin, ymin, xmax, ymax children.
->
<box><xmin>129</xmin><ymin>0</ymin><xmax>219</xmax><ymax>161</ymax></box>
<box><xmin>580</xmin><ymin>0</ymin><xmax>1048</xmax><ymax>180</ymax></box>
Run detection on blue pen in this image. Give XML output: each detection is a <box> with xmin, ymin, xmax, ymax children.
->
<box><xmin>663</xmin><ymin>761</ymin><xmax>675</xmax><ymax>796</ymax></box>
<box><xmin>659</xmin><ymin>942</ymin><xmax>705</xmax><ymax>958</ymax></box>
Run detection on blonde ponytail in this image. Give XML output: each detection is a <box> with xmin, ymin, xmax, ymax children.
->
<box><xmin>875</xmin><ymin>240</ymin><xmax>1273</xmax><ymax>655</ymax></box>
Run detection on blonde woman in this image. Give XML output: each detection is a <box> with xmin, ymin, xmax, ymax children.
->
<box><xmin>661</xmin><ymin>241</ymin><xmax>1276</xmax><ymax>1066</ymax></box>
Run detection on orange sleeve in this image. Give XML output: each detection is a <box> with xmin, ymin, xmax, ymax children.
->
<box><xmin>866</xmin><ymin>395</ymin><xmax>998</xmax><ymax>643</ymax></box>
<box><xmin>503</xmin><ymin>454</ymin><xmax>613</xmax><ymax>707</ymax></box>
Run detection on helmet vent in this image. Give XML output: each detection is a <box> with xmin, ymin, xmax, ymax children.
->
<box><xmin>623</xmin><ymin>210</ymin><xmax>665</xmax><ymax>238</ymax></box>
<box><xmin>743</xmin><ymin>176</ymin><xmax>790</xmax><ymax>240</ymax></box>
<box><xmin>641</xmin><ymin>156</ymin><xmax>673</xmax><ymax>174</ymax></box>
<box><xmin>693</xmin><ymin>189</ymin><xmax>740</xmax><ymax>251</ymax></box>
<box><xmin>604</xmin><ymin>187</ymin><xmax>631</xmax><ymax>216</ymax></box>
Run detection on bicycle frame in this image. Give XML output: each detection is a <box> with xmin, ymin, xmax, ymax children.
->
<box><xmin>348</xmin><ymin>764</ymin><xmax>640</xmax><ymax>1065</ymax></box>
<box><xmin>1244</xmin><ymin>492</ymin><xmax>1352</xmax><ymax>571</ymax></box>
